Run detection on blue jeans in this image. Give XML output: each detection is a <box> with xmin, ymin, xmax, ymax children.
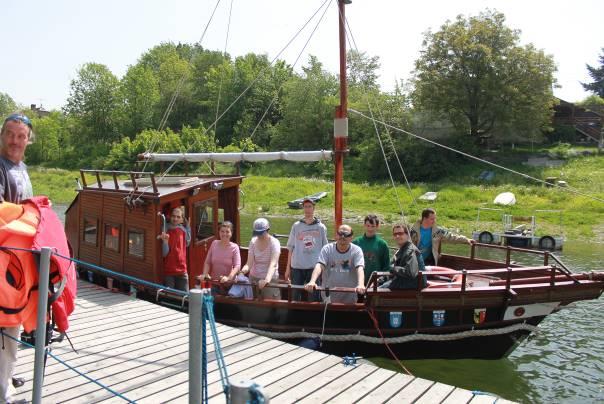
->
<box><xmin>291</xmin><ymin>268</ymin><xmax>318</xmax><ymax>301</ymax></box>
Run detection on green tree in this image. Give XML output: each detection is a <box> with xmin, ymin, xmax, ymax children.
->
<box><xmin>27</xmin><ymin>111</ymin><xmax>65</xmax><ymax>165</ymax></box>
<box><xmin>203</xmin><ymin>54</ymin><xmax>293</xmax><ymax>147</ymax></box>
<box><xmin>577</xmin><ymin>94</ymin><xmax>604</xmax><ymax>107</ymax></box>
<box><xmin>271</xmin><ymin>56</ymin><xmax>338</xmax><ymax>150</ymax></box>
<box><xmin>581</xmin><ymin>48</ymin><xmax>604</xmax><ymax>97</ymax></box>
<box><xmin>117</xmin><ymin>64</ymin><xmax>160</xmax><ymax>138</ymax></box>
<box><xmin>64</xmin><ymin>63</ymin><xmax>122</xmax><ymax>145</ymax></box>
<box><xmin>0</xmin><ymin>92</ymin><xmax>18</xmax><ymax>117</ymax></box>
<box><xmin>347</xmin><ymin>50</ymin><xmax>381</xmax><ymax>91</ymax></box>
<box><xmin>412</xmin><ymin>10</ymin><xmax>556</xmax><ymax>141</ymax></box>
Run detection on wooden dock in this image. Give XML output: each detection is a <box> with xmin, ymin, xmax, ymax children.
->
<box><xmin>12</xmin><ymin>281</ymin><xmax>515</xmax><ymax>403</ymax></box>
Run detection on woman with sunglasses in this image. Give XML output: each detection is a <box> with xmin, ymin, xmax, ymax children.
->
<box><xmin>381</xmin><ymin>224</ymin><xmax>427</xmax><ymax>290</ymax></box>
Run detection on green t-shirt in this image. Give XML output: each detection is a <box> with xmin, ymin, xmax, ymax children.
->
<box><xmin>353</xmin><ymin>234</ymin><xmax>390</xmax><ymax>283</ymax></box>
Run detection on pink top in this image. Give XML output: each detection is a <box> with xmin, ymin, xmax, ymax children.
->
<box><xmin>205</xmin><ymin>240</ymin><xmax>241</xmax><ymax>278</ymax></box>
<box><xmin>248</xmin><ymin>236</ymin><xmax>281</xmax><ymax>280</ymax></box>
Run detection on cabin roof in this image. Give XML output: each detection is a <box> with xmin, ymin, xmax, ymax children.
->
<box><xmin>81</xmin><ymin>173</ymin><xmax>243</xmax><ymax>197</ymax></box>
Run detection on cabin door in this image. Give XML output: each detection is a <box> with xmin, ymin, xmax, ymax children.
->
<box><xmin>188</xmin><ymin>194</ymin><xmax>218</xmax><ymax>288</ymax></box>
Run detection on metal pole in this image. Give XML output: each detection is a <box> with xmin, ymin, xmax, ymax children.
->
<box><xmin>334</xmin><ymin>0</ymin><xmax>349</xmax><ymax>234</ymax></box>
<box><xmin>189</xmin><ymin>289</ymin><xmax>202</xmax><ymax>404</ymax></box>
<box><xmin>32</xmin><ymin>247</ymin><xmax>51</xmax><ymax>404</ymax></box>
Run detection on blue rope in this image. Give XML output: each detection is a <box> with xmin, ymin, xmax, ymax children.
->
<box><xmin>4</xmin><ymin>332</ymin><xmax>135</xmax><ymax>403</ymax></box>
<box><xmin>52</xmin><ymin>252</ymin><xmax>188</xmax><ymax>298</ymax></box>
<box><xmin>0</xmin><ymin>246</ymin><xmax>41</xmax><ymax>254</ymax></box>
<box><xmin>203</xmin><ymin>294</ymin><xmax>229</xmax><ymax>397</ymax></box>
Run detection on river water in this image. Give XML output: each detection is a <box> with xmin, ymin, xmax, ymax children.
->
<box><xmin>237</xmin><ymin>214</ymin><xmax>604</xmax><ymax>404</ymax></box>
<box><xmin>55</xmin><ymin>205</ymin><xmax>603</xmax><ymax>403</ymax></box>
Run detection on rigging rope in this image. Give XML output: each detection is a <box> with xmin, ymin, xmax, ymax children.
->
<box><xmin>244</xmin><ymin>322</ymin><xmax>539</xmax><ymax>344</ymax></box>
<box><xmin>248</xmin><ymin>0</ymin><xmax>331</xmax><ymax>141</ymax></box>
<box><xmin>214</xmin><ymin>0</ymin><xmax>234</xmax><ymax>142</ymax></box>
<box><xmin>132</xmin><ymin>0</ymin><xmax>333</xmax><ymax>202</ymax></box>
<box><xmin>349</xmin><ymin>109</ymin><xmax>604</xmax><ymax>204</ymax></box>
<box><xmin>4</xmin><ymin>333</ymin><xmax>136</xmax><ymax>403</ymax></box>
<box><xmin>337</xmin><ymin>6</ymin><xmax>412</xmax><ymax>224</ymax></box>
<box><xmin>134</xmin><ymin>0</ymin><xmax>225</xmax><ymax>202</ymax></box>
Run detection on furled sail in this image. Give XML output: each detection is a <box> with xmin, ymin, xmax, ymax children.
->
<box><xmin>141</xmin><ymin>150</ymin><xmax>333</xmax><ymax>163</ymax></box>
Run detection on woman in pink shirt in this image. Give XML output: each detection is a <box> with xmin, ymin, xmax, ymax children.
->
<box><xmin>202</xmin><ymin>221</ymin><xmax>241</xmax><ymax>291</ymax></box>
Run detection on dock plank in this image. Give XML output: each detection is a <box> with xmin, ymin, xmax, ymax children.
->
<box><xmin>385</xmin><ymin>377</ymin><xmax>434</xmax><ymax>403</ymax></box>
<box><xmin>415</xmin><ymin>382</ymin><xmax>456</xmax><ymax>403</ymax></box>
<box><xmin>297</xmin><ymin>364</ymin><xmax>378</xmax><ymax>403</ymax></box>
<box><xmin>11</xmin><ymin>280</ymin><xmax>512</xmax><ymax>403</ymax></box>
<box><xmin>441</xmin><ymin>387</ymin><xmax>474</xmax><ymax>404</ymax></box>
<box><xmin>355</xmin><ymin>373</ymin><xmax>414</xmax><ymax>403</ymax></box>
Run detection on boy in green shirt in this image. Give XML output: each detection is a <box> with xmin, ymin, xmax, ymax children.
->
<box><xmin>353</xmin><ymin>214</ymin><xmax>390</xmax><ymax>284</ymax></box>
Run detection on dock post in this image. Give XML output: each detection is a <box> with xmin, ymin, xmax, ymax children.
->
<box><xmin>189</xmin><ymin>289</ymin><xmax>202</xmax><ymax>404</ymax></box>
<box><xmin>32</xmin><ymin>247</ymin><xmax>51</xmax><ymax>404</ymax></box>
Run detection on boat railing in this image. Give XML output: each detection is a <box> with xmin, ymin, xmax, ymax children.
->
<box><xmin>80</xmin><ymin>169</ymin><xmax>159</xmax><ymax>194</ymax></box>
<box><xmin>366</xmin><ymin>263</ymin><xmax>581</xmax><ymax>294</ymax></box>
<box><xmin>469</xmin><ymin>242</ymin><xmax>571</xmax><ymax>272</ymax></box>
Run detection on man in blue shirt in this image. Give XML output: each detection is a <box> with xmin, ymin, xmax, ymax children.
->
<box><xmin>410</xmin><ymin>208</ymin><xmax>474</xmax><ymax>266</ymax></box>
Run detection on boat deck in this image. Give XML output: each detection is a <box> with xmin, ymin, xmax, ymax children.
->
<box><xmin>12</xmin><ymin>281</ymin><xmax>516</xmax><ymax>403</ymax></box>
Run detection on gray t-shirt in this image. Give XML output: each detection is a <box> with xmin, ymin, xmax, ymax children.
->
<box><xmin>317</xmin><ymin>243</ymin><xmax>364</xmax><ymax>304</ymax></box>
<box><xmin>0</xmin><ymin>156</ymin><xmax>32</xmax><ymax>203</ymax></box>
<box><xmin>286</xmin><ymin>218</ymin><xmax>328</xmax><ymax>269</ymax></box>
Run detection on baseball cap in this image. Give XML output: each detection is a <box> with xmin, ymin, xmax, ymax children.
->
<box><xmin>252</xmin><ymin>218</ymin><xmax>270</xmax><ymax>236</ymax></box>
<box><xmin>302</xmin><ymin>198</ymin><xmax>315</xmax><ymax>205</ymax></box>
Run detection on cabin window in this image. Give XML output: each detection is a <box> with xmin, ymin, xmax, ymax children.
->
<box><xmin>195</xmin><ymin>200</ymin><xmax>215</xmax><ymax>241</ymax></box>
<box><xmin>127</xmin><ymin>229</ymin><xmax>145</xmax><ymax>258</ymax></box>
<box><xmin>104</xmin><ymin>224</ymin><xmax>121</xmax><ymax>252</ymax></box>
<box><xmin>83</xmin><ymin>217</ymin><xmax>98</xmax><ymax>245</ymax></box>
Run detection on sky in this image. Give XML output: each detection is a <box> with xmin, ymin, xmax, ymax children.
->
<box><xmin>1</xmin><ymin>0</ymin><xmax>603</xmax><ymax>111</ymax></box>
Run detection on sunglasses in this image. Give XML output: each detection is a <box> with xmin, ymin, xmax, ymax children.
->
<box><xmin>4</xmin><ymin>114</ymin><xmax>33</xmax><ymax>129</ymax></box>
<box><xmin>393</xmin><ymin>231</ymin><xmax>408</xmax><ymax>236</ymax></box>
<box><xmin>337</xmin><ymin>231</ymin><xmax>353</xmax><ymax>238</ymax></box>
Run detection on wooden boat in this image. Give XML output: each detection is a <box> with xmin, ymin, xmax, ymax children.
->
<box><xmin>64</xmin><ymin>1</ymin><xmax>604</xmax><ymax>360</ymax></box>
<box><xmin>287</xmin><ymin>191</ymin><xmax>328</xmax><ymax>209</ymax></box>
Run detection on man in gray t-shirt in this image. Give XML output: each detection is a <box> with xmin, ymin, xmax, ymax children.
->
<box><xmin>285</xmin><ymin>198</ymin><xmax>328</xmax><ymax>301</ymax></box>
<box><xmin>305</xmin><ymin>224</ymin><xmax>365</xmax><ymax>304</ymax></box>
<box><xmin>0</xmin><ymin>113</ymin><xmax>34</xmax><ymax>403</ymax></box>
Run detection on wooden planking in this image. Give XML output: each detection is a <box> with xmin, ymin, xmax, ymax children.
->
<box><xmin>12</xmin><ymin>280</ymin><xmax>514</xmax><ymax>403</ymax></box>
<box><xmin>415</xmin><ymin>382</ymin><xmax>457</xmax><ymax>404</ymax></box>
<box><xmin>441</xmin><ymin>387</ymin><xmax>475</xmax><ymax>404</ymax></box>
<box><xmin>355</xmin><ymin>373</ymin><xmax>415</xmax><ymax>403</ymax></box>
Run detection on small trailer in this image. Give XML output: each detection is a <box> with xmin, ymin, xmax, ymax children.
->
<box><xmin>472</xmin><ymin>207</ymin><xmax>564</xmax><ymax>250</ymax></box>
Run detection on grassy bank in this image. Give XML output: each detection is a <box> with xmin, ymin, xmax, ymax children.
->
<box><xmin>29</xmin><ymin>153</ymin><xmax>604</xmax><ymax>241</ymax></box>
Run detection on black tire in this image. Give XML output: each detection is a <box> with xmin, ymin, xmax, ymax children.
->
<box><xmin>478</xmin><ymin>231</ymin><xmax>494</xmax><ymax>244</ymax></box>
<box><xmin>539</xmin><ymin>236</ymin><xmax>556</xmax><ymax>250</ymax></box>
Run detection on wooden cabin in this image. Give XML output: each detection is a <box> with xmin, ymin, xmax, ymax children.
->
<box><xmin>65</xmin><ymin>170</ymin><xmax>243</xmax><ymax>289</ymax></box>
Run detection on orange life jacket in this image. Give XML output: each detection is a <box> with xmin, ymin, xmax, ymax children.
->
<box><xmin>0</xmin><ymin>200</ymin><xmax>41</xmax><ymax>331</ymax></box>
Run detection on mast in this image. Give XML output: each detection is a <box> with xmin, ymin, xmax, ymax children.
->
<box><xmin>334</xmin><ymin>0</ymin><xmax>350</xmax><ymax>233</ymax></box>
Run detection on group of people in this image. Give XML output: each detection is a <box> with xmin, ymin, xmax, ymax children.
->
<box><xmin>187</xmin><ymin>193</ymin><xmax>475</xmax><ymax>304</ymax></box>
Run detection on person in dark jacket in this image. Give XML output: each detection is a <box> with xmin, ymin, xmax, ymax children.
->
<box><xmin>381</xmin><ymin>223</ymin><xmax>427</xmax><ymax>290</ymax></box>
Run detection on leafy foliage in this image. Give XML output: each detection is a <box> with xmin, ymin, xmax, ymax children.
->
<box><xmin>412</xmin><ymin>10</ymin><xmax>556</xmax><ymax>143</ymax></box>
<box><xmin>581</xmin><ymin>48</ymin><xmax>604</xmax><ymax>97</ymax></box>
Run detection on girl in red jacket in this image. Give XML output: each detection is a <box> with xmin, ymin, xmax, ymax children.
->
<box><xmin>159</xmin><ymin>207</ymin><xmax>191</xmax><ymax>291</ymax></box>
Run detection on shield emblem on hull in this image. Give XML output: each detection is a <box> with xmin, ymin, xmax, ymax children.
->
<box><xmin>474</xmin><ymin>308</ymin><xmax>486</xmax><ymax>324</ymax></box>
<box><xmin>389</xmin><ymin>312</ymin><xmax>403</xmax><ymax>328</ymax></box>
<box><xmin>432</xmin><ymin>310</ymin><xmax>445</xmax><ymax>327</ymax></box>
